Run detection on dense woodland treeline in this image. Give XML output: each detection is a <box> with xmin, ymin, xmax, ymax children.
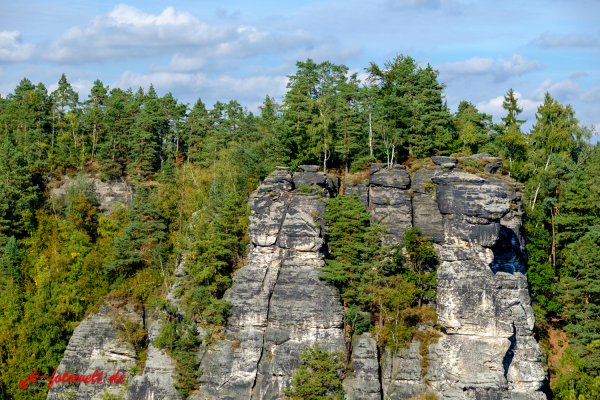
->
<box><xmin>0</xmin><ymin>55</ymin><xmax>598</xmax><ymax>398</ymax></box>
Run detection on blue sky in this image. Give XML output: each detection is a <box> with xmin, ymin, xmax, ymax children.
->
<box><xmin>1</xmin><ymin>0</ymin><xmax>599</xmax><ymax>137</ymax></box>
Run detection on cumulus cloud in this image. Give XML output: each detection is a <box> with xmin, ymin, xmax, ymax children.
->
<box><xmin>476</xmin><ymin>79</ymin><xmax>600</xmax><ymax>124</ymax></box>
<box><xmin>113</xmin><ymin>70</ymin><xmax>289</xmax><ymax>105</ymax></box>
<box><xmin>284</xmin><ymin>44</ymin><xmax>363</xmax><ymax>65</ymax></box>
<box><xmin>531</xmin><ymin>78</ymin><xmax>600</xmax><ymax>103</ymax></box>
<box><xmin>0</xmin><ymin>31</ymin><xmax>36</xmax><ymax>63</ymax></box>
<box><xmin>531</xmin><ymin>32</ymin><xmax>598</xmax><ymax>48</ymax></box>
<box><xmin>437</xmin><ymin>53</ymin><xmax>543</xmax><ymax>82</ymax></box>
<box><xmin>39</xmin><ymin>5</ymin><xmax>322</xmax><ymax>64</ymax></box>
<box><xmin>476</xmin><ymin>91</ymin><xmax>540</xmax><ymax>121</ymax></box>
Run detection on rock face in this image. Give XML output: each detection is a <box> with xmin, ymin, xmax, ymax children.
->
<box><xmin>368</xmin><ymin>163</ymin><xmax>412</xmax><ymax>245</ymax></box>
<box><xmin>344</xmin><ymin>333</ymin><xmax>381</xmax><ymax>400</ymax></box>
<box><xmin>344</xmin><ymin>160</ymin><xmax>546</xmax><ymax>400</ymax></box>
<box><xmin>47</xmin><ymin>302</ymin><xmax>146</xmax><ymax>400</ymax></box>
<box><xmin>194</xmin><ymin>167</ymin><xmax>346</xmax><ymax>400</ymax></box>
<box><xmin>50</xmin><ymin>175</ymin><xmax>136</xmax><ymax>213</ymax></box>
<box><xmin>51</xmin><ymin>158</ymin><xmax>546</xmax><ymax>400</ymax></box>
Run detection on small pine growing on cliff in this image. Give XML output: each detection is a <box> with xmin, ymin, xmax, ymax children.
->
<box><xmin>400</xmin><ymin>228</ymin><xmax>438</xmax><ymax>307</ymax></box>
<box><xmin>284</xmin><ymin>343</ymin><xmax>345</xmax><ymax>400</ymax></box>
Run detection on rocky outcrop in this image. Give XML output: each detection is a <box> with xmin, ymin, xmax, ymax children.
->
<box><xmin>47</xmin><ymin>302</ymin><xmax>144</xmax><ymax>400</ymax></box>
<box><xmin>51</xmin><ymin>156</ymin><xmax>546</xmax><ymax>400</ymax></box>
<box><xmin>368</xmin><ymin>163</ymin><xmax>412</xmax><ymax>245</ymax></box>
<box><xmin>344</xmin><ymin>333</ymin><xmax>381</xmax><ymax>400</ymax></box>
<box><xmin>122</xmin><ymin>316</ymin><xmax>184</xmax><ymax>400</ymax></box>
<box><xmin>344</xmin><ymin>159</ymin><xmax>545</xmax><ymax>400</ymax></box>
<box><xmin>50</xmin><ymin>175</ymin><xmax>136</xmax><ymax>213</ymax></box>
<box><xmin>193</xmin><ymin>167</ymin><xmax>345</xmax><ymax>400</ymax></box>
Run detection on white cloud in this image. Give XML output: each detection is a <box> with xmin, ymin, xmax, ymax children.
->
<box><xmin>284</xmin><ymin>44</ymin><xmax>363</xmax><ymax>65</ymax></box>
<box><xmin>437</xmin><ymin>53</ymin><xmax>543</xmax><ymax>82</ymax></box>
<box><xmin>476</xmin><ymin>79</ymin><xmax>600</xmax><ymax>124</ymax></box>
<box><xmin>531</xmin><ymin>32</ymin><xmax>599</xmax><ymax>48</ymax></box>
<box><xmin>38</xmin><ymin>5</ymin><xmax>321</xmax><ymax>64</ymax></box>
<box><xmin>0</xmin><ymin>31</ymin><xmax>36</xmax><ymax>62</ymax></box>
<box><xmin>476</xmin><ymin>91</ymin><xmax>540</xmax><ymax>121</ymax></box>
<box><xmin>531</xmin><ymin>78</ymin><xmax>600</xmax><ymax>104</ymax></box>
<box><xmin>113</xmin><ymin>70</ymin><xmax>289</xmax><ymax>105</ymax></box>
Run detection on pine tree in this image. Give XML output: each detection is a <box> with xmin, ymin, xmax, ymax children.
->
<box><xmin>284</xmin><ymin>343</ymin><xmax>344</xmax><ymax>400</ymax></box>
<box><xmin>97</xmin><ymin>88</ymin><xmax>136</xmax><ymax>180</ymax></box>
<box><xmin>1</xmin><ymin>236</ymin><xmax>21</xmax><ymax>281</ymax></box>
<box><xmin>106</xmin><ymin>185</ymin><xmax>167</xmax><ymax>278</ymax></box>
<box><xmin>525</xmin><ymin>92</ymin><xmax>587</xmax><ymax>211</ymax></box>
<box><xmin>0</xmin><ymin>131</ymin><xmax>38</xmax><ymax>241</ymax></box>
<box><xmin>284</xmin><ymin>59</ymin><xmax>321</xmax><ymax>165</ymax></box>
<box><xmin>85</xmin><ymin>79</ymin><xmax>108</xmax><ymax>163</ymax></box>
<box><xmin>557</xmin><ymin>226</ymin><xmax>600</xmax><ymax>370</ymax></box>
<box><xmin>366</xmin><ymin>55</ymin><xmax>452</xmax><ymax>159</ymax></box>
<box><xmin>335</xmin><ymin>74</ymin><xmax>362</xmax><ymax>176</ymax></box>
<box><xmin>187</xmin><ymin>98</ymin><xmax>210</xmax><ymax>163</ymax></box>
<box><xmin>501</xmin><ymin>88</ymin><xmax>526</xmax><ymax>128</ymax></box>
<box><xmin>127</xmin><ymin>86</ymin><xmax>160</xmax><ymax>178</ymax></box>
<box><xmin>453</xmin><ymin>101</ymin><xmax>494</xmax><ymax>155</ymax></box>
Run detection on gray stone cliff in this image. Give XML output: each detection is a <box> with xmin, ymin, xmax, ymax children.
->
<box><xmin>49</xmin><ymin>158</ymin><xmax>546</xmax><ymax>400</ymax></box>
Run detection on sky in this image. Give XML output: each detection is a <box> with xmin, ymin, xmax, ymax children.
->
<box><xmin>1</xmin><ymin>0</ymin><xmax>599</xmax><ymax>138</ymax></box>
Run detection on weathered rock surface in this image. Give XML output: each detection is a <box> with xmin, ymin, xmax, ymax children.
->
<box><xmin>412</xmin><ymin>168</ymin><xmax>445</xmax><ymax>243</ymax></box>
<box><xmin>381</xmin><ymin>340</ymin><xmax>426</xmax><ymax>399</ymax></box>
<box><xmin>193</xmin><ymin>166</ymin><xmax>345</xmax><ymax>400</ymax></box>
<box><xmin>47</xmin><ymin>302</ymin><xmax>143</xmax><ymax>400</ymax></box>
<box><xmin>122</xmin><ymin>316</ymin><xmax>184</xmax><ymax>400</ymax></box>
<box><xmin>369</xmin><ymin>164</ymin><xmax>412</xmax><ymax>245</ymax></box>
<box><xmin>50</xmin><ymin>175</ymin><xmax>136</xmax><ymax>213</ymax></box>
<box><xmin>344</xmin><ymin>177</ymin><xmax>369</xmax><ymax>209</ymax></box>
<box><xmin>428</xmin><ymin>169</ymin><xmax>545</xmax><ymax>399</ymax></box>
<box><xmin>52</xmin><ymin>160</ymin><xmax>546</xmax><ymax>400</ymax></box>
<box><xmin>343</xmin><ymin>333</ymin><xmax>381</xmax><ymax>400</ymax></box>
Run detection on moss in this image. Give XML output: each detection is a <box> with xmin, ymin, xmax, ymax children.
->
<box><xmin>409</xmin><ymin>392</ymin><xmax>438</xmax><ymax>400</ymax></box>
<box><xmin>299</xmin><ymin>184</ymin><xmax>311</xmax><ymax>193</ymax></box>
<box><xmin>413</xmin><ymin>328</ymin><xmax>443</xmax><ymax>377</ymax></box>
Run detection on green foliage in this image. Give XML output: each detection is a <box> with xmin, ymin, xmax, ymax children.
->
<box><xmin>0</xmin><ymin>57</ymin><xmax>598</xmax><ymax>399</ymax></box>
<box><xmin>106</xmin><ymin>185</ymin><xmax>167</xmax><ymax>279</ymax></box>
<box><xmin>284</xmin><ymin>343</ymin><xmax>345</xmax><ymax>400</ymax></box>
<box><xmin>400</xmin><ymin>228</ymin><xmax>439</xmax><ymax>307</ymax></box>
<box><xmin>551</xmin><ymin>347</ymin><xmax>600</xmax><ymax>399</ymax></box>
<box><xmin>154</xmin><ymin>317</ymin><xmax>201</xmax><ymax>396</ymax></box>
<box><xmin>320</xmin><ymin>194</ymin><xmax>385</xmax><ymax>308</ymax></box>
<box><xmin>1</xmin><ymin>236</ymin><xmax>21</xmax><ymax>282</ymax></box>
<box><xmin>321</xmin><ymin>196</ymin><xmax>436</xmax><ymax>350</ymax></box>
<box><xmin>366</xmin><ymin>55</ymin><xmax>453</xmax><ymax>159</ymax></box>
<box><xmin>345</xmin><ymin>305</ymin><xmax>368</xmax><ymax>338</ymax></box>
<box><xmin>377</xmin><ymin>275</ymin><xmax>420</xmax><ymax>349</ymax></box>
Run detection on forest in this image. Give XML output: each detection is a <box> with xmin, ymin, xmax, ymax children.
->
<box><xmin>0</xmin><ymin>55</ymin><xmax>598</xmax><ymax>399</ymax></box>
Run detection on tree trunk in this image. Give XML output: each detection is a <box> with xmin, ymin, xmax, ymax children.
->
<box><xmin>369</xmin><ymin>113</ymin><xmax>373</xmax><ymax>156</ymax></box>
<box><xmin>345</xmin><ymin>130</ymin><xmax>349</xmax><ymax>177</ymax></box>
<box><xmin>91</xmin><ymin>122</ymin><xmax>97</xmax><ymax>163</ymax></box>
<box><xmin>552</xmin><ymin>206</ymin><xmax>557</xmax><ymax>278</ymax></box>
<box><xmin>531</xmin><ymin>152</ymin><xmax>552</xmax><ymax>211</ymax></box>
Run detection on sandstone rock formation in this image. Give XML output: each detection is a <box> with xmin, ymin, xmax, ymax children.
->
<box><xmin>50</xmin><ymin>158</ymin><xmax>546</xmax><ymax>400</ymax></box>
<box><xmin>50</xmin><ymin>175</ymin><xmax>136</xmax><ymax>214</ymax></box>
<box><xmin>193</xmin><ymin>167</ymin><xmax>346</xmax><ymax>400</ymax></box>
